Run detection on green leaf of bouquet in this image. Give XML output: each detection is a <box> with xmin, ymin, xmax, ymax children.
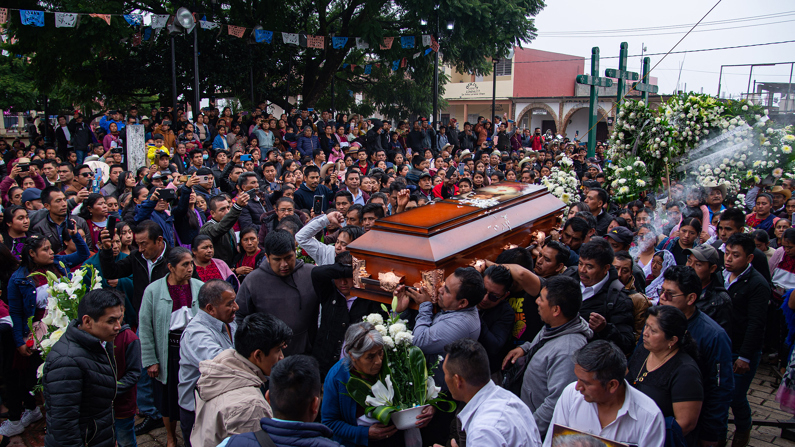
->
<box><xmin>370</xmin><ymin>405</ymin><xmax>397</xmax><ymax>426</ymax></box>
<box><xmin>408</xmin><ymin>346</ymin><xmax>427</xmax><ymax>404</ymax></box>
<box><xmin>428</xmin><ymin>397</ymin><xmax>457</xmax><ymax>413</ymax></box>
<box><xmin>343</xmin><ymin>377</ymin><xmax>373</xmax><ymax>408</ymax></box>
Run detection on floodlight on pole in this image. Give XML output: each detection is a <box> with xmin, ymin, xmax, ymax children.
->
<box><xmin>446</xmin><ymin>20</ymin><xmax>454</xmax><ymax>30</ymax></box>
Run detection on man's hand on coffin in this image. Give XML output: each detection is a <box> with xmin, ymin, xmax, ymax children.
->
<box><xmin>405</xmin><ymin>285</ymin><xmax>433</xmax><ymax>304</ymax></box>
<box><xmin>393</xmin><ymin>286</ymin><xmax>411</xmax><ymax>312</ymax></box>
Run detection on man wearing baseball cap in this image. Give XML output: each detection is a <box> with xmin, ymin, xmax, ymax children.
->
<box><xmin>21</xmin><ymin>188</ymin><xmax>43</xmax><ymax>211</ymax></box>
<box><xmin>683</xmin><ymin>245</ymin><xmax>732</xmax><ymax>335</ymax></box>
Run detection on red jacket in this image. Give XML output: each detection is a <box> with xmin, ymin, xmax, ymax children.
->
<box><xmin>113</xmin><ymin>325</ymin><xmax>141</xmax><ymax>419</ymax></box>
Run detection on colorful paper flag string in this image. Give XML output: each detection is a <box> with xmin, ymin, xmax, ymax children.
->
<box><xmin>282</xmin><ymin>32</ymin><xmax>299</xmax><ymax>45</ymax></box>
<box><xmin>306</xmin><ymin>35</ymin><xmax>325</xmax><ymax>49</ymax></box>
<box><xmin>400</xmin><ymin>36</ymin><xmax>414</xmax><ymax>49</ymax></box>
<box><xmin>254</xmin><ymin>29</ymin><xmax>273</xmax><ymax>43</ymax></box>
<box><xmin>124</xmin><ymin>14</ymin><xmax>142</xmax><ymax>26</ymax></box>
<box><xmin>151</xmin><ymin>14</ymin><xmax>170</xmax><ymax>29</ymax></box>
<box><xmin>20</xmin><ymin>10</ymin><xmax>45</xmax><ymax>27</ymax></box>
<box><xmin>332</xmin><ymin>37</ymin><xmax>348</xmax><ymax>49</ymax></box>
<box><xmin>381</xmin><ymin>37</ymin><xmax>394</xmax><ymax>50</ymax></box>
<box><xmin>54</xmin><ymin>12</ymin><xmax>78</xmax><ymax>28</ymax></box>
<box><xmin>90</xmin><ymin>14</ymin><xmax>111</xmax><ymax>26</ymax></box>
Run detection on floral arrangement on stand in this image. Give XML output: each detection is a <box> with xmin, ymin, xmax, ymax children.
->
<box><xmin>607</xmin><ymin>93</ymin><xmax>795</xmax><ymax>202</ymax></box>
<box><xmin>606</xmin><ymin>157</ymin><xmax>650</xmax><ymax>205</ymax></box>
<box><xmin>29</xmin><ymin>264</ymin><xmax>102</xmax><ymax>379</ymax></box>
<box><xmin>541</xmin><ymin>156</ymin><xmax>579</xmax><ymax>212</ymax></box>
<box><xmin>345</xmin><ymin>298</ymin><xmax>455</xmax><ymax>430</ymax></box>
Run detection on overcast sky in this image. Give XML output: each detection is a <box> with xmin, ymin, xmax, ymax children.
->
<box><xmin>528</xmin><ymin>0</ymin><xmax>794</xmax><ymax>100</ymax></box>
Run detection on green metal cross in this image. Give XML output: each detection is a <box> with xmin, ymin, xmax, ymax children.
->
<box><xmin>633</xmin><ymin>57</ymin><xmax>659</xmax><ymax>103</ymax></box>
<box><xmin>605</xmin><ymin>42</ymin><xmax>639</xmax><ymax>110</ymax></box>
<box><xmin>576</xmin><ymin>47</ymin><xmax>613</xmax><ymax>158</ymax></box>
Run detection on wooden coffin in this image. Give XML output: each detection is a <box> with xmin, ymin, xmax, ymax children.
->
<box><xmin>346</xmin><ymin>183</ymin><xmax>565</xmax><ymax>307</ymax></box>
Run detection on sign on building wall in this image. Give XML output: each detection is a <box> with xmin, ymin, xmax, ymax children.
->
<box><xmin>463</xmin><ymin>83</ymin><xmax>483</xmax><ymax>97</ymax></box>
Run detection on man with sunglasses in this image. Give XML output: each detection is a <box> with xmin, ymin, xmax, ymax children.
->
<box><xmin>476</xmin><ymin>265</ymin><xmax>517</xmax><ymax>379</ymax></box>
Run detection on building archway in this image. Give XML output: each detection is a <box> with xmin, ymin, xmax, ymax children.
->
<box><xmin>561</xmin><ymin>106</ymin><xmax>611</xmax><ymax>141</ymax></box>
<box><xmin>516</xmin><ymin>103</ymin><xmax>559</xmax><ymax>134</ymax></box>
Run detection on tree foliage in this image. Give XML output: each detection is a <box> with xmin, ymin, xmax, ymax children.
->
<box><xmin>2</xmin><ymin>0</ymin><xmax>544</xmax><ymax>119</ymax></box>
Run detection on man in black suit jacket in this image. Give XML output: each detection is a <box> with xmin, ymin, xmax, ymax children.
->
<box><xmin>710</xmin><ymin>208</ymin><xmax>772</xmax><ymax>283</ymax></box>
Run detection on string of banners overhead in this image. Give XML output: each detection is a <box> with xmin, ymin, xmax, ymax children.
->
<box><xmin>0</xmin><ymin>7</ymin><xmax>441</xmax><ymax>73</ymax></box>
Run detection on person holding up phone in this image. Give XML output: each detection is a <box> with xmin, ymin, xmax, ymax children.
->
<box><xmin>199</xmin><ymin>190</ymin><xmax>249</xmax><ymax>267</ymax></box>
<box><xmin>133</xmin><ymin>187</ymin><xmax>176</xmax><ymax>249</ymax></box>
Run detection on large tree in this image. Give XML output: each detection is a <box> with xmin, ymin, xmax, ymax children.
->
<box><xmin>2</xmin><ymin>0</ymin><xmax>544</xmax><ymax>118</ymax></box>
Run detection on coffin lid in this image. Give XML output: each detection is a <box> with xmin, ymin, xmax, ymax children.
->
<box><xmin>347</xmin><ymin>183</ymin><xmax>565</xmax><ymax>263</ymax></box>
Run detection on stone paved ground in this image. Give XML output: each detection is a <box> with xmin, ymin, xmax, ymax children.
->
<box><xmin>8</xmin><ymin>361</ymin><xmax>795</xmax><ymax>446</ymax></box>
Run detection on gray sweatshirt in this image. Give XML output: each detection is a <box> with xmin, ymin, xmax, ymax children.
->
<box><xmin>520</xmin><ymin>316</ymin><xmax>592</xmax><ymax>437</ymax></box>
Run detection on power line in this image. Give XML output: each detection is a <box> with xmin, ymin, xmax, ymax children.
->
<box><xmin>538</xmin><ymin>18</ymin><xmax>795</xmax><ymax>38</ymax></box>
<box><xmin>540</xmin><ymin>10</ymin><xmax>795</xmax><ymax>35</ymax></box>
<box><xmin>511</xmin><ymin>39</ymin><xmax>795</xmax><ymax>64</ymax></box>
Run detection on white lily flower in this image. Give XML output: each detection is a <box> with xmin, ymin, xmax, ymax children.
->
<box><xmin>366</xmin><ymin>376</ymin><xmax>395</xmax><ymax>407</ymax></box>
<box><xmin>426</xmin><ymin>377</ymin><xmax>441</xmax><ymax>401</ymax></box>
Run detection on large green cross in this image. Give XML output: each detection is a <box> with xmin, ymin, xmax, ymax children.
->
<box><xmin>605</xmin><ymin>42</ymin><xmax>639</xmax><ymax>110</ymax></box>
<box><xmin>633</xmin><ymin>57</ymin><xmax>659</xmax><ymax>103</ymax></box>
<box><xmin>576</xmin><ymin>47</ymin><xmax>613</xmax><ymax>157</ymax></box>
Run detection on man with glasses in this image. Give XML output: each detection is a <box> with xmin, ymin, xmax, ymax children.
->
<box><xmin>257</xmin><ymin>198</ymin><xmax>299</xmax><ymax>250</ymax></box>
<box><xmin>684</xmin><ymin>245</ymin><xmax>732</xmax><ymax>334</ymax></box>
<box><xmin>656</xmin><ymin>265</ymin><xmax>734</xmax><ymax>447</ymax></box>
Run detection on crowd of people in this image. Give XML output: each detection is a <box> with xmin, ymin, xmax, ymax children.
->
<box><xmin>0</xmin><ymin>103</ymin><xmax>794</xmax><ymax>447</ymax></box>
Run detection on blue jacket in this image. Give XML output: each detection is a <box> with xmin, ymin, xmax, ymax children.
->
<box><xmin>321</xmin><ymin>359</ymin><xmax>369</xmax><ymax>447</ymax></box>
<box><xmin>212</xmin><ymin>134</ymin><xmax>229</xmax><ymax>151</ymax></box>
<box><xmin>7</xmin><ymin>233</ymin><xmax>90</xmax><ymax>347</ymax></box>
<box><xmin>134</xmin><ymin>199</ymin><xmax>176</xmax><ymax>249</ymax></box>
<box><xmin>297</xmin><ymin>135</ymin><xmax>320</xmax><ymax>158</ymax></box>
<box><xmin>99</xmin><ymin>116</ymin><xmax>125</xmax><ymax>133</ymax></box>
<box><xmin>226</xmin><ymin>417</ymin><xmax>340</xmax><ymax>447</ymax></box>
<box><xmin>687</xmin><ymin>309</ymin><xmax>735</xmax><ymax>443</ymax></box>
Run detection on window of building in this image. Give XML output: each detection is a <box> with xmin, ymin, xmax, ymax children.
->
<box><xmin>494</xmin><ymin>58</ymin><xmax>512</xmax><ymax>77</ymax></box>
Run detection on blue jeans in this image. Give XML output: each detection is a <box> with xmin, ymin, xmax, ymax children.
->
<box><xmin>136</xmin><ymin>329</ymin><xmax>162</xmax><ymax>420</ymax></box>
<box><xmin>115</xmin><ymin>416</ymin><xmax>137</xmax><ymax>447</ymax></box>
<box><xmin>75</xmin><ymin>149</ymin><xmax>86</xmax><ymax>165</ymax></box>
<box><xmin>731</xmin><ymin>351</ymin><xmax>762</xmax><ymax>432</ymax></box>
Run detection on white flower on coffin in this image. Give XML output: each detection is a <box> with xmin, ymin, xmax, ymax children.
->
<box><xmin>389</xmin><ymin>323</ymin><xmax>407</xmax><ymax>337</ymax></box>
<box><xmin>394</xmin><ymin>331</ymin><xmax>414</xmax><ymax>346</ymax></box>
<box><xmin>366</xmin><ymin>375</ymin><xmax>395</xmax><ymax>407</ymax></box>
<box><xmin>366</xmin><ymin>314</ymin><xmax>384</xmax><ymax>326</ymax></box>
<box><xmin>426</xmin><ymin>377</ymin><xmax>441</xmax><ymax>400</ymax></box>
<box><xmin>773</xmin><ymin>168</ymin><xmax>784</xmax><ymax>178</ymax></box>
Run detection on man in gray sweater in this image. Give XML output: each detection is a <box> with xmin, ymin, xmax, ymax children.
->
<box><xmin>503</xmin><ymin>275</ymin><xmax>592</xmax><ymax>438</ymax></box>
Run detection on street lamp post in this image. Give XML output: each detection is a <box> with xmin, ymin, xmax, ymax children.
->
<box><xmin>491</xmin><ymin>58</ymin><xmax>499</xmax><ymax>125</ymax></box>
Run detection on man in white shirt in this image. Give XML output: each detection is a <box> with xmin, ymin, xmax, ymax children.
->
<box><xmin>433</xmin><ymin>339</ymin><xmax>541</xmax><ymax>447</ymax></box>
<box><xmin>544</xmin><ymin>340</ymin><xmax>665</xmax><ymax>447</ymax></box>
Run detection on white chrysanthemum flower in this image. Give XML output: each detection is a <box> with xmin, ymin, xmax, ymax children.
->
<box><xmin>394</xmin><ymin>331</ymin><xmax>414</xmax><ymax>346</ymax></box>
<box><xmin>366</xmin><ymin>314</ymin><xmax>384</xmax><ymax>326</ymax></box>
<box><xmin>374</xmin><ymin>324</ymin><xmax>388</xmax><ymax>336</ymax></box>
<box><xmin>783</xmin><ymin>145</ymin><xmax>792</xmax><ymax>154</ymax></box>
<box><xmin>773</xmin><ymin>168</ymin><xmax>784</xmax><ymax>178</ymax></box>
<box><xmin>382</xmin><ymin>335</ymin><xmax>395</xmax><ymax>349</ymax></box>
<box><xmin>389</xmin><ymin>323</ymin><xmax>407</xmax><ymax>337</ymax></box>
